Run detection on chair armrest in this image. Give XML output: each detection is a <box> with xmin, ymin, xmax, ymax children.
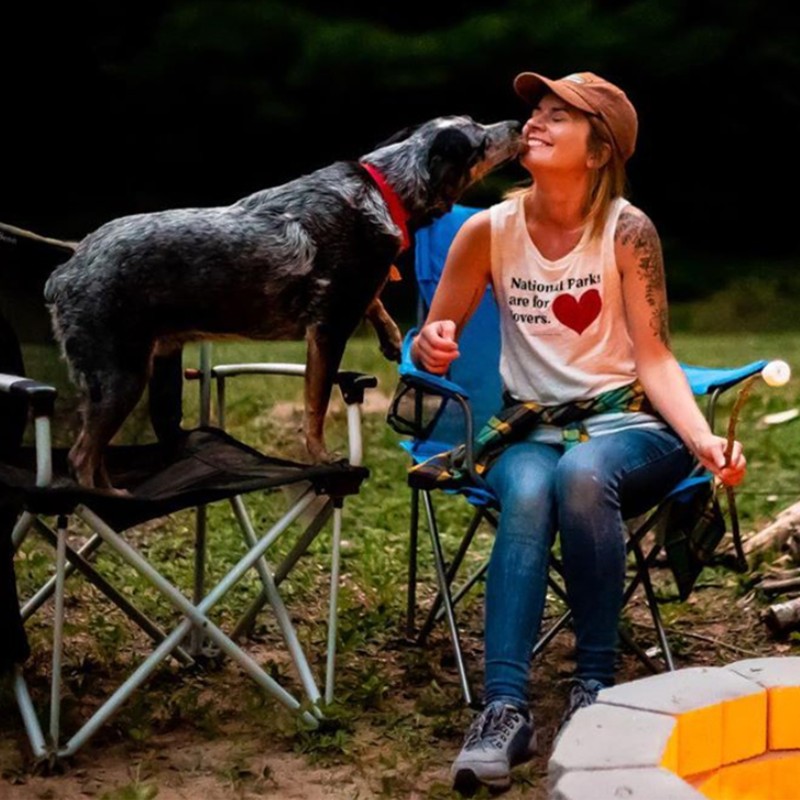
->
<box><xmin>0</xmin><ymin>373</ymin><xmax>57</xmax><ymax>417</ymax></box>
<box><xmin>184</xmin><ymin>361</ymin><xmax>377</xmax><ymax>467</ymax></box>
<box><xmin>0</xmin><ymin>373</ymin><xmax>57</xmax><ymax>485</ymax></box>
<box><xmin>680</xmin><ymin>359</ymin><xmax>790</xmax><ymax>430</ymax></box>
<box><xmin>398</xmin><ymin>328</ymin><xmax>469</xmax><ymax>398</ymax></box>
<box><xmin>392</xmin><ymin>331</ymin><xmax>487</xmax><ymax>487</ymax></box>
<box><xmin>680</xmin><ymin>360</ymin><xmax>769</xmax><ymax>395</ymax></box>
<box><xmin>185</xmin><ymin>363</ymin><xmax>305</xmax><ymax>380</ymax></box>
<box><xmin>336</xmin><ymin>371</ymin><xmax>378</xmax><ymax>405</ymax></box>
<box><xmin>185</xmin><ymin>363</ymin><xmax>377</xmax><ymax>404</ymax></box>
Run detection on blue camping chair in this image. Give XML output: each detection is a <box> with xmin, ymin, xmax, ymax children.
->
<box><xmin>388</xmin><ymin>204</ymin><xmax>777</xmax><ymax>707</ymax></box>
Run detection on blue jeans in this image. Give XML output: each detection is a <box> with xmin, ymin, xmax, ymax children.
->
<box><xmin>482</xmin><ymin>427</ymin><xmax>693</xmax><ymax>707</ymax></box>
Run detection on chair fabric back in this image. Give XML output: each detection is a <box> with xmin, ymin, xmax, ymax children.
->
<box><xmin>414</xmin><ymin>206</ymin><xmax>504</xmax><ymax>445</ymax></box>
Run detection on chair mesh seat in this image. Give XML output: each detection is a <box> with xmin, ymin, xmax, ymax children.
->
<box><xmin>0</xmin><ymin>426</ymin><xmax>368</xmax><ymax>531</ymax></box>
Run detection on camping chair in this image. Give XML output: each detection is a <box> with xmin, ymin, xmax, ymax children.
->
<box><xmin>388</xmin><ymin>204</ymin><xmax>777</xmax><ymax>707</ymax></box>
<box><xmin>0</xmin><ymin>222</ymin><xmax>373</xmax><ymax>764</ymax></box>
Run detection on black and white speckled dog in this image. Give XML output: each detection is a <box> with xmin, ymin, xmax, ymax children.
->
<box><xmin>44</xmin><ymin>115</ymin><xmax>521</xmax><ymax>490</ymax></box>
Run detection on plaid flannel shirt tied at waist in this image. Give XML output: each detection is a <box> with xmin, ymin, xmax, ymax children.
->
<box><xmin>408</xmin><ymin>380</ymin><xmax>656</xmax><ymax>491</ymax></box>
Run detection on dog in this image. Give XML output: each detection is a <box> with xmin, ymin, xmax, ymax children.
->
<box><xmin>44</xmin><ymin>115</ymin><xmax>522</xmax><ymax>490</ymax></box>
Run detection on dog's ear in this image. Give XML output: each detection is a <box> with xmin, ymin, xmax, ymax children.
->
<box><xmin>427</xmin><ymin>129</ymin><xmax>482</xmax><ymax>199</ymax></box>
<box><xmin>375</xmin><ymin>123</ymin><xmax>421</xmax><ymax>149</ymax></box>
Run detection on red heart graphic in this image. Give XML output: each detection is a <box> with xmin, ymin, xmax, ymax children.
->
<box><xmin>552</xmin><ymin>289</ymin><xmax>602</xmax><ymax>334</ymax></box>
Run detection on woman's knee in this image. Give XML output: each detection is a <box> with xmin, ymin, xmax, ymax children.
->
<box><xmin>555</xmin><ymin>446</ymin><xmax>618</xmax><ymax>512</ymax></box>
<box><xmin>489</xmin><ymin>446</ymin><xmax>558</xmax><ymax>514</ymax></box>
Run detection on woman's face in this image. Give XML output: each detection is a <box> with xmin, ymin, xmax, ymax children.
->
<box><xmin>519</xmin><ymin>92</ymin><xmax>594</xmax><ymax>174</ymax></box>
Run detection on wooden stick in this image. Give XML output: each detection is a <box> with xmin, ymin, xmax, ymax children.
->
<box><xmin>723</xmin><ymin>374</ymin><xmax>760</xmax><ymax>571</ymax></box>
<box><xmin>631</xmin><ymin>621</ymin><xmax>760</xmax><ymax>656</ymax></box>
<box><xmin>725</xmin><ymin>374</ymin><xmax>758</xmax><ymax>462</ymax></box>
<box><xmin>0</xmin><ymin>221</ymin><xmax>77</xmax><ymax>251</ymax></box>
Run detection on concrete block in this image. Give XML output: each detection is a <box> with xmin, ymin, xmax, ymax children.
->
<box><xmin>727</xmin><ymin>657</ymin><xmax>800</xmax><ymax>750</ymax></box>
<box><xmin>726</xmin><ymin>656</ymin><xmax>800</xmax><ymax>687</ymax></box>
<box><xmin>597</xmin><ymin>666</ymin><xmax>767</xmax><ymax>774</ymax></box>
<box><xmin>551</xmin><ymin>767</ymin><xmax>707</xmax><ymax>800</ymax></box>
<box><xmin>549</xmin><ymin>702</ymin><xmax>676</xmax><ymax>785</ymax></box>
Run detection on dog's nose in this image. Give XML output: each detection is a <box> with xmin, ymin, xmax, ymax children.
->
<box><xmin>506</xmin><ymin>120</ymin><xmax>523</xmax><ymax>133</ymax></box>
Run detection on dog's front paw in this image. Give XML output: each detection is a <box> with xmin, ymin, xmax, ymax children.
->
<box><xmin>380</xmin><ymin>339</ymin><xmax>402</xmax><ymax>363</ymax></box>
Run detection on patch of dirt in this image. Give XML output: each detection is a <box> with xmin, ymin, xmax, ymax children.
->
<box><xmin>0</xmin><ymin>735</ymin><xmax>372</xmax><ymax>799</ymax></box>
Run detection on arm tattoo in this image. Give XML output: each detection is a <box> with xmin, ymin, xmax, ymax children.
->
<box><xmin>616</xmin><ymin>210</ymin><xmax>670</xmax><ymax>344</ymax></box>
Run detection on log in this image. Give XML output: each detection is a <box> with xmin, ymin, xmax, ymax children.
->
<box><xmin>742</xmin><ymin>500</ymin><xmax>800</xmax><ymax>555</ymax></box>
<box><xmin>764</xmin><ymin>596</ymin><xmax>800</xmax><ymax>634</ymax></box>
<box><xmin>756</xmin><ymin>577</ymin><xmax>800</xmax><ymax>594</ymax></box>
<box><xmin>788</xmin><ymin>532</ymin><xmax>800</xmax><ymax>562</ymax></box>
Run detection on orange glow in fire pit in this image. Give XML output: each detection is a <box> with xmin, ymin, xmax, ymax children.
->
<box><xmin>685</xmin><ymin>675</ymin><xmax>800</xmax><ymax>800</ymax></box>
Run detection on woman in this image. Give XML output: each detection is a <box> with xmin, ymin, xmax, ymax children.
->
<box><xmin>412</xmin><ymin>70</ymin><xmax>746</xmax><ymax>794</ymax></box>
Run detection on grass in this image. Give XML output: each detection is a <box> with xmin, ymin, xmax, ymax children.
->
<box><xmin>2</xmin><ymin>325</ymin><xmax>800</xmax><ymax>798</ymax></box>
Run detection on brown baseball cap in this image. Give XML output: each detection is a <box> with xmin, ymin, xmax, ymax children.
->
<box><xmin>513</xmin><ymin>71</ymin><xmax>638</xmax><ymax>162</ymax></box>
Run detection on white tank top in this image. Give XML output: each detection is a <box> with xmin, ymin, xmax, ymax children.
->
<box><xmin>490</xmin><ymin>194</ymin><xmax>664</xmax><ymax>442</ymax></box>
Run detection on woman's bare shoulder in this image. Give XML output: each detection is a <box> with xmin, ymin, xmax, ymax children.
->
<box><xmin>615</xmin><ymin>203</ymin><xmax>659</xmax><ymax>245</ymax></box>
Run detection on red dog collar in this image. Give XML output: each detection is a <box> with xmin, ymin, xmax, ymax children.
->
<box><xmin>360</xmin><ymin>162</ymin><xmax>411</xmax><ymax>253</ymax></box>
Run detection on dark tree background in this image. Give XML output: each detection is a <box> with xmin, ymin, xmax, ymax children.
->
<box><xmin>2</xmin><ymin>0</ymin><xmax>798</xmax><ymax>308</ymax></box>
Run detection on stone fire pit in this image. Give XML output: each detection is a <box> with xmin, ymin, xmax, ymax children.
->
<box><xmin>550</xmin><ymin>657</ymin><xmax>800</xmax><ymax>799</ymax></box>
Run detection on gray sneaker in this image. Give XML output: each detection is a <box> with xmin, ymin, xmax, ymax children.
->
<box><xmin>560</xmin><ymin>678</ymin><xmax>605</xmax><ymax>728</ymax></box>
<box><xmin>451</xmin><ymin>701</ymin><xmax>537</xmax><ymax>794</ymax></box>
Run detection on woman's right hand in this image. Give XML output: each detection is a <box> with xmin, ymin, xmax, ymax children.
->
<box><xmin>411</xmin><ymin>320</ymin><xmax>460</xmax><ymax>375</ymax></box>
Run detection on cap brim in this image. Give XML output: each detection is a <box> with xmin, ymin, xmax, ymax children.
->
<box><xmin>513</xmin><ymin>72</ymin><xmax>596</xmax><ymax>115</ymax></box>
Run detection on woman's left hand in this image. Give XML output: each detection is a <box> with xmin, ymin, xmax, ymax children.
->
<box><xmin>691</xmin><ymin>433</ymin><xmax>746</xmax><ymax>486</ymax></box>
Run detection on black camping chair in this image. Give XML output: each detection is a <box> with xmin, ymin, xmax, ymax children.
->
<box><xmin>0</xmin><ymin>222</ymin><xmax>374</xmax><ymax>763</ymax></box>
<box><xmin>388</xmin><ymin>205</ymin><xmax>784</xmax><ymax>707</ymax></box>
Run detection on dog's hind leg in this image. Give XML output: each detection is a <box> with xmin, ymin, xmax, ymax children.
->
<box><xmin>149</xmin><ymin>339</ymin><xmax>184</xmax><ymax>445</ymax></box>
<box><xmin>70</xmin><ymin>366</ymin><xmax>150</xmax><ymax>491</ymax></box>
<box><xmin>304</xmin><ymin>323</ymin><xmax>350</xmax><ymax>463</ymax></box>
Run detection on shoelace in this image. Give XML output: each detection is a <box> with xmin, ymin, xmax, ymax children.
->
<box><xmin>463</xmin><ymin>704</ymin><xmax>522</xmax><ymax>749</ymax></box>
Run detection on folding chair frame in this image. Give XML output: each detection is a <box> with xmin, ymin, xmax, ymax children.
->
<box><xmin>5</xmin><ymin>342</ymin><xmax>375</xmax><ymax>765</ymax></box>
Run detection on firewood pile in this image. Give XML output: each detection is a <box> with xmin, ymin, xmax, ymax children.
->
<box><xmin>743</xmin><ymin>501</ymin><xmax>800</xmax><ymax>634</ymax></box>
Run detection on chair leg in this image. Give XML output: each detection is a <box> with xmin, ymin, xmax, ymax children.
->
<box><xmin>230</xmin><ymin>493</ymin><xmax>323</xmax><ymax>708</ymax></box>
<box><xmin>419</xmin><ymin>507</ymin><xmax>485</xmax><ymax>643</ymax></box>
<box><xmin>325</xmin><ymin>502</ymin><xmax>343</xmax><ymax>705</ymax></box>
<box><xmin>631</xmin><ymin>540</ymin><xmax>676</xmax><ymax>671</ymax></box>
<box><xmin>13</xmin><ymin>667</ymin><xmax>48</xmax><ymax>760</ymax></box>
<box><xmin>430</xmin><ymin>559</ymin><xmax>488</xmax><ymax>627</ymax></box>
<box><xmin>617</xmin><ymin>625</ymin><xmax>663</xmax><ymax>674</ymax></box>
<box><xmin>421</xmin><ymin>491</ymin><xmax>474</xmax><ymax>707</ymax></box>
<box><xmin>25</xmin><ymin>519</ymin><xmax>194</xmax><ymax>666</ymax></box>
<box><xmin>534</xmin><ymin>549</ymin><xmax>672</xmax><ymax>673</ymax></box>
<box><xmin>21</xmin><ymin>529</ymin><xmax>103</xmax><ymax>620</ymax></box>
<box><xmin>406</xmin><ymin>487</ymin><xmax>420</xmax><ymax>637</ymax></box>
<box><xmin>50</xmin><ymin>515</ymin><xmax>68</xmax><ymax>751</ymax></box>
<box><xmin>231</xmin><ymin>499</ymin><xmax>333</xmax><ymax>641</ymax></box>
<box><xmin>190</xmin><ymin>504</ymin><xmax>209</xmax><ymax>655</ymax></box>
<box><xmin>47</xmin><ymin>497</ymin><xmax>323</xmax><ymax>756</ymax></box>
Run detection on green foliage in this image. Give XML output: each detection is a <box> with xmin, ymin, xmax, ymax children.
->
<box><xmin>673</xmin><ymin>273</ymin><xmax>800</xmax><ymax>333</ymax></box>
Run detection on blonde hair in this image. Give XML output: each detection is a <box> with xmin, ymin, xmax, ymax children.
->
<box><xmin>505</xmin><ymin>112</ymin><xmax>629</xmax><ymax>242</ymax></box>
